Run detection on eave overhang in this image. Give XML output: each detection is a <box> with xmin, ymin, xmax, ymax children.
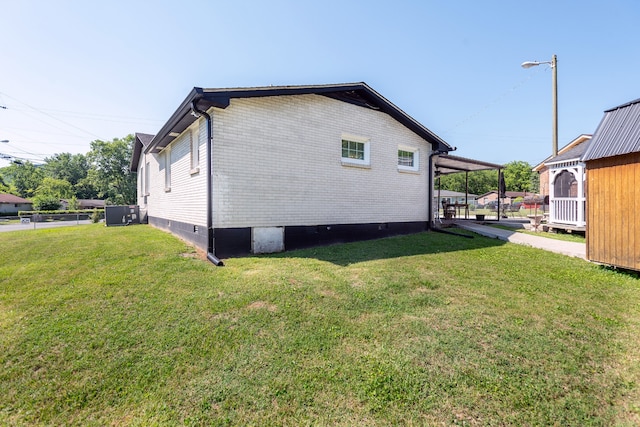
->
<box><xmin>130</xmin><ymin>132</ymin><xmax>155</xmax><ymax>172</ymax></box>
<box><xmin>143</xmin><ymin>83</ymin><xmax>453</xmax><ymax>155</ymax></box>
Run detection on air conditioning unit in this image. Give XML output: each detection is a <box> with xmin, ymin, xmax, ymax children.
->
<box><xmin>105</xmin><ymin>205</ymin><xmax>140</xmax><ymax>226</ymax></box>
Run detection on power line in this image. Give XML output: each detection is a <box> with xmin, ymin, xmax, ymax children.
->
<box><xmin>0</xmin><ymin>91</ymin><xmax>106</xmax><ymax>140</ymax></box>
<box><xmin>4</xmin><ymin>104</ymin><xmax>164</xmax><ymax>125</ymax></box>
<box><xmin>443</xmin><ymin>65</ymin><xmax>548</xmax><ymax>134</ymax></box>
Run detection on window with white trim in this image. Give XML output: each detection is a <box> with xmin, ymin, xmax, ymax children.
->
<box><xmin>190</xmin><ymin>128</ymin><xmax>200</xmax><ymax>173</ymax></box>
<box><xmin>139</xmin><ymin>165</ymin><xmax>144</xmax><ymax>196</ymax></box>
<box><xmin>144</xmin><ymin>161</ymin><xmax>150</xmax><ymax>195</ymax></box>
<box><xmin>397</xmin><ymin>146</ymin><xmax>419</xmax><ymax>172</ymax></box>
<box><xmin>164</xmin><ymin>148</ymin><xmax>171</xmax><ymax>191</ymax></box>
<box><xmin>341</xmin><ymin>135</ymin><xmax>370</xmax><ymax>166</ymax></box>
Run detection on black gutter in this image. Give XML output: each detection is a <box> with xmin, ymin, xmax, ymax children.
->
<box><xmin>191</xmin><ymin>100</ymin><xmax>224</xmax><ymax>267</ymax></box>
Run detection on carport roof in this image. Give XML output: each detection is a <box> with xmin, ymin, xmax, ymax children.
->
<box><xmin>434</xmin><ymin>154</ymin><xmax>503</xmax><ymax>175</ymax></box>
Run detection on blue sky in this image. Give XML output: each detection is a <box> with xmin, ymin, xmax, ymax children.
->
<box><xmin>1</xmin><ymin>0</ymin><xmax>639</xmax><ymax>168</ymax></box>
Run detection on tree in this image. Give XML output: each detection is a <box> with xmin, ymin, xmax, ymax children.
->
<box><xmin>86</xmin><ymin>135</ymin><xmax>136</xmax><ymax>205</ymax></box>
<box><xmin>43</xmin><ymin>153</ymin><xmax>85</xmax><ymax>185</ymax></box>
<box><xmin>35</xmin><ymin>177</ymin><xmax>74</xmax><ymax>199</ymax></box>
<box><xmin>502</xmin><ymin>161</ymin><xmax>535</xmax><ymax>192</ymax></box>
<box><xmin>0</xmin><ymin>161</ymin><xmax>44</xmax><ymax>199</ymax></box>
<box><xmin>30</xmin><ymin>177</ymin><xmax>74</xmax><ymax>211</ymax></box>
<box><xmin>0</xmin><ymin>173</ymin><xmax>12</xmax><ymax>194</ymax></box>
<box><xmin>32</xmin><ymin>195</ymin><xmax>61</xmax><ymax>211</ymax></box>
<box><xmin>43</xmin><ymin>152</ymin><xmax>98</xmax><ymax>199</ymax></box>
<box><xmin>438</xmin><ymin>169</ymin><xmax>499</xmax><ymax>196</ymax></box>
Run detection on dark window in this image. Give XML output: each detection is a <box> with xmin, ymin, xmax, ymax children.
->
<box><xmin>554</xmin><ymin>170</ymin><xmax>577</xmax><ymax>198</ymax></box>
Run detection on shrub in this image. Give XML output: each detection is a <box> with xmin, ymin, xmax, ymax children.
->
<box><xmin>91</xmin><ymin>209</ymin><xmax>102</xmax><ymax>223</ymax></box>
<box><xmin>32</xmin><ymin>195</ymin><xmax>61</xmax><ymax>211</ymax></box>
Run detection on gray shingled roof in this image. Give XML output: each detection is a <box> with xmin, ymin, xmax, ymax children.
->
<box><xmin>582</xmin><ymin>98</ymin><xmax>640</xmax><ymax>162</ymax></box>
<box><xmin>546</xmin><ymin>138</ymin><xmax>591</xmax><ymax>164</ymax></box>
<box><xmin>130</xmin><ymin>133</ymin><xmax>156</xmax><ymax>172</ymax></box>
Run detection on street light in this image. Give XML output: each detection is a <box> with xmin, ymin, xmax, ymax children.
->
<box><xmin>521</xmin><ymin>54</ymin><xmax>558</xmax><ymax>157</ymax></box>
<box><xmin>0</xmin><ymin>140</ymin><xmax>9</xmax><ymax>143</ymax></box>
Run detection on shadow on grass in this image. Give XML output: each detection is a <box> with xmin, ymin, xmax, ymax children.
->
<box><xmin>264</xmin><ymin>229</ymin><xmax>506</xmax><ymax>266</ymax></box>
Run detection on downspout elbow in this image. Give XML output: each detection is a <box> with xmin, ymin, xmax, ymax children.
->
<box><xmin>191</xmin><ymin>101</ymin><xmax>224</xmax><ymax>267</ymax></box>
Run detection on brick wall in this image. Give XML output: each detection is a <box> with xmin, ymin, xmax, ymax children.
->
<box><xmin>538</xmin><ymin>166</ymin><xmax>549</xmax><ymax>197</ymax></box>
<box><xmin>210</xmin><ymin>94</ymin><xmax>432</xmax><ymax>228</ymax></box>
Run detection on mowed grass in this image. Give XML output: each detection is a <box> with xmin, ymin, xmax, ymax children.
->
<box><xmin>489</xmin><ymin>223</ymin><xmax>586</xmax><ymax>243</ymax></box>
<box><xmin>1</xmin><ymin>224</ymin><xmax>640</xmax><ymax>426</ymax></box>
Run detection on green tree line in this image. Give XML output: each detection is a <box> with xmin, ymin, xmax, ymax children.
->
<box><xmin>437</xmin><ymin>160</ymin><xmax>539</xmax><ymax>196</ymax></box>
<box><xmin>0</xmin><ymin>135</ymin><xmax>135</xmax><ymax>210</ymax></box>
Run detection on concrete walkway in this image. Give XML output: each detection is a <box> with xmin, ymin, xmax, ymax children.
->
<box><xmin>455</xmin><ymin>221</ymin><xmax>587</xmax><ymax>260</ymax></box>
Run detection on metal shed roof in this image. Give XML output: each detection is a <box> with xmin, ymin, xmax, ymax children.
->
<box><xmin>582</xmin><ymin>98</ymin><xmax>640</xmax><ymax>162</ymax></box>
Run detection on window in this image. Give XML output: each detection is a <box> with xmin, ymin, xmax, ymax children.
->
<box><xmin>341</xmin><ymin>135</ymin><xmax>370</xmax><ymax>166</ymax></box>
<box><xmin>190</xmin><ymin>128</ymin><xmax>199</xmax><ymax>173</ymax></box>
<box><xmin>554</xmin><ymin>170</ymin><xmax>577</xmax><ymax>198</ymax></box>
<box><xmin>164</xmin><ymin>148</ymin><xmax>171</xmax><ymax>192</ymax></box>
<box><xmin>144</xmin><ymin>162</ymin><xmax>150</xmax><ymax>195</ymax></box>
<box><xmin>342</xmin><ymin>140</ymin><xmax>365</xmax><ymax>160</ymax></box>
<box><xmin>139</xmin><ymin>165</ymin><xmax>144</xmax><ymax>196</ymax></box>
<box><xmin>398</xmin><ymin>150</ymin><xmax>414</xmax><ymax>167</ymax></box>
<box><xmin>397</xmin><ymin>146</ymin><xmax>419</xmax><ymax>172</ymax></box>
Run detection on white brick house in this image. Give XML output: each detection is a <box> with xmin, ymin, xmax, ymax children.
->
<box><xmin>131</xmin><ymin>83</ymin><xmax>453</xmax><ymax>264</ymax></box>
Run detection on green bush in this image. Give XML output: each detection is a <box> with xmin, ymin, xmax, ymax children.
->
<box><xmin>32</xmin><ymin>195</ymin><xmax>61</xmax><ymax>211</ymax></box>
<box><xmin>91</xmin><ymin>209</ymin><xmax>103</xmax><ymax>223</ymax></box>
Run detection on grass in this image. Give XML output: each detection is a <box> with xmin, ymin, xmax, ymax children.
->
<box><xmin>489</xmin><ymin>223</ymin><xmax>586</xmax><ymax>243</ymax></box>
<box><xmin>1</xmin><ymin>224</ymin><xmax>640</xmax><ymax>425</ymax></box>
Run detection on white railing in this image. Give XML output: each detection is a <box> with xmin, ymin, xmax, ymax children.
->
<box><xmin>550</xmin><ymin>197</ymin><xmax>585</xmax><ymax>227</ymax></box>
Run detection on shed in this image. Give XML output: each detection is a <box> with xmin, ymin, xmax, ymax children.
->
<box><xmin>582</xmin><ymin>98</ymin><xmax>640</xmax><ymax>271</ymax></box>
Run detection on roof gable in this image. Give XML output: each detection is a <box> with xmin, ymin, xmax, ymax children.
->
<box><xmin>545</xmin><ymin>136</ymin><xmax>592</xmax><ymax>165</ymax></box>
<box><xmin>582</xmin><ymin>98</ymin><xmax>640</xmax><ymax>162</ymax></box>
<box><xmin>533</xmin><ymin>134</ymin><xmax>592</xmax><ymax>171</ymax></box>
<box><xmin>140</xmin><ymin>83</ymin><xmax>453</xmax><ymax>157</ymax></box>
<box><xmin>130</xmin><ymin>132</ymin><xmax>155</xmax><ymax>172</ymax></box>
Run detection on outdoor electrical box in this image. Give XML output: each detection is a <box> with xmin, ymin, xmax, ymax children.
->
<box><xmin>105</xmin><ymin>205</ymin><xmax>140</xmax><ymax>226</ymax></box>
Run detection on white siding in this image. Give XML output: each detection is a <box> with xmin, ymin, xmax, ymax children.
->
<box><xmin>0</xmin><ymin>203</ymin><xmax>32</xmax><ymax>214</ymax></box>
<box><xmin>211</xmin><ymin>94</ymin><xmax>430</xmax><ymax>228</ymax></box>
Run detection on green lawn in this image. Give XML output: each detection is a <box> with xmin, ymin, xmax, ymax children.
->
<box><xmin>1</xmin><ymin>224</ymin><xmax>639</xmax><ymax>426</ymax></box>
<box><xmin>489</xmin><ymin>223</ymin><xmax>586</xmax><ymax>243</ymax></box>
